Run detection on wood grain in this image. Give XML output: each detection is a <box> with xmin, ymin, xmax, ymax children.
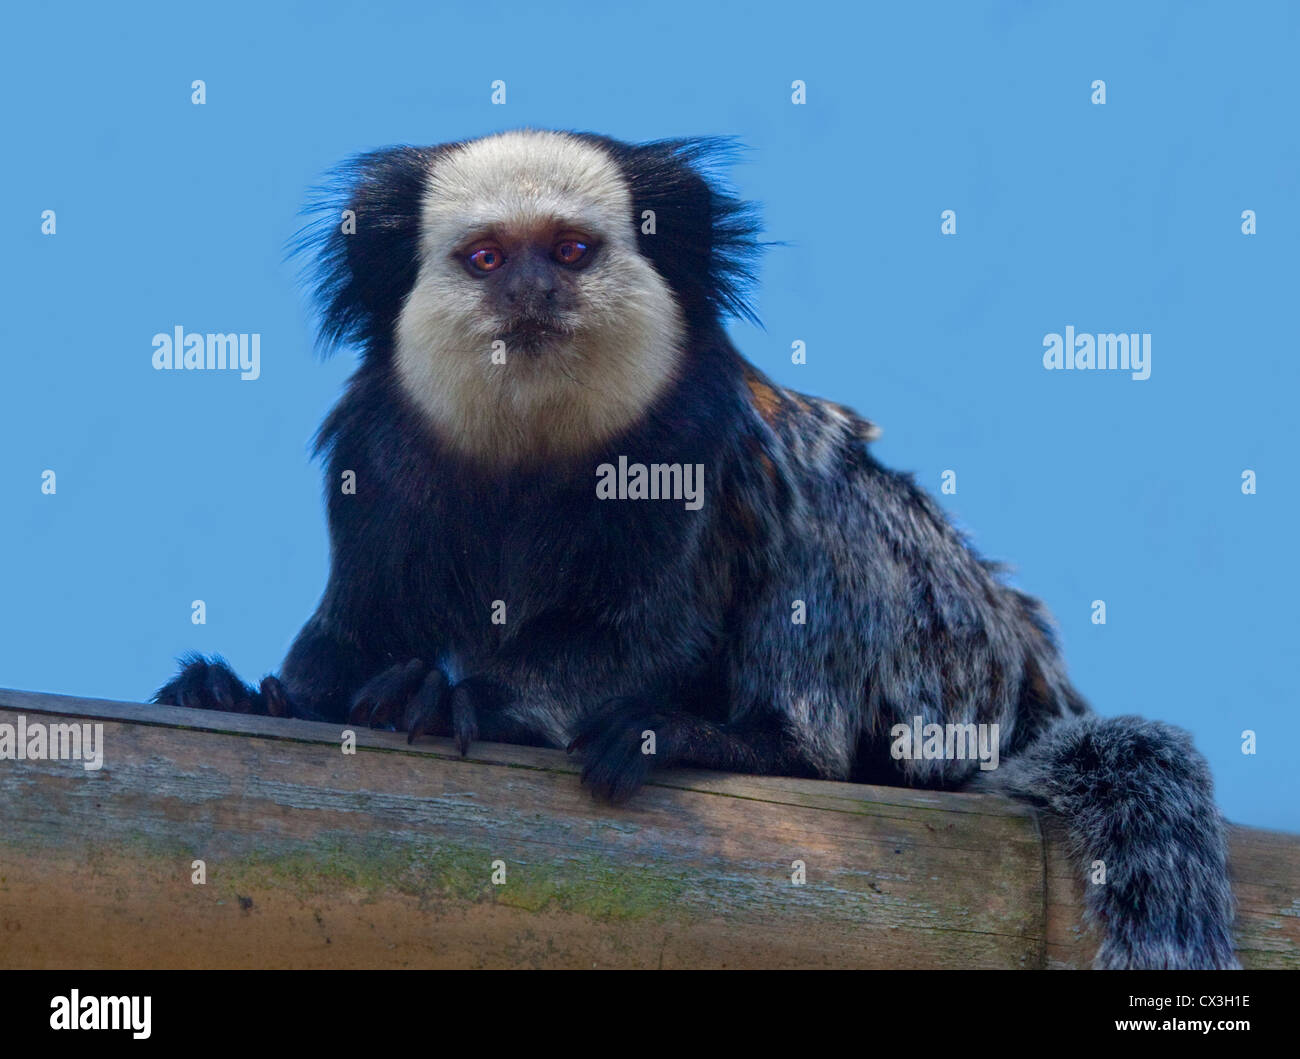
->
<box><xmin>0</xmin><ymin>688</ymin><xmax>1295</xmax><ymax>969</ymax></box>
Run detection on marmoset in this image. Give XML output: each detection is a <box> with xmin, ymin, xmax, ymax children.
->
<box><xmin>156</xmin><ymin>129</ymin><xmax>1237</xmax><ymax>969</ymax></box>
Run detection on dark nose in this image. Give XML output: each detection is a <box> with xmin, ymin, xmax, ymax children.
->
<box><xmin>502</xmin><ymin>252</ymin><xmax>556</xmax><ymax>315</ymax></box>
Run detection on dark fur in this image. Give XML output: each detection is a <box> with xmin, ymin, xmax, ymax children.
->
<box><xmin>156</xmin><ymin>132</ymin><xmax>1237</xmax><ymax>969</ymax></box>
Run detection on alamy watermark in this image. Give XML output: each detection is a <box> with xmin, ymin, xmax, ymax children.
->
<box><xmin>152</xmin><ymin>326</ymin><xmax>261</xmax><ymax>380</ymax></box>
<box><xmin>0</xmin><ymin>715</ymin><xmax>104</xmax><ymax>771</ymax></box>
<box><xmin>1042</xmin><ymin>326</ymin><xmax>1151</xmax><ymax>380</ymax></box>
<box><xmin>50</xmin><ymin>990</ymin><xmax>150</xmax><ymax>1039</ymax></box>
<box><xmin>595</xmin><ymin>456</ymin><xmax>704</xmax><ymax>510</ymax></box>
<box><xmin>890</xmin><ymin>716</ymin><xmax>1000</xmax><ymax>771</ymax></box>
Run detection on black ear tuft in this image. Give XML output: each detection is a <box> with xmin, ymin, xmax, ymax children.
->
<box><xmin>575</xmin><ymin>134</ymin><xmax>767</xmax><ymax>327</ymax></box>
<box><xmin>289</xmin><ymin>146</ymin><xmax>444</xmax><ymax>357</ymax></box>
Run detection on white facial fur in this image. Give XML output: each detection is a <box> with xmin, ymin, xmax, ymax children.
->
<box><xmin>394</xmin><ymin>130</ymin><xmax>685</xmax><ymax>468</ymax></box>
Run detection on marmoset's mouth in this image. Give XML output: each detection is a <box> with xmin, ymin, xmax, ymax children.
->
<box><xmin>499</xmin><ymin>318</ymin><xmax>572</xmax><ymax>358</ymax></box>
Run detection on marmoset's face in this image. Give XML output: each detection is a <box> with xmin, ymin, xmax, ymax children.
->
<box><xmin>454</xmin><ymin>221</ymin><xmax>595</xmax><ymax>357</ymax></box>
<box><xmin>394</xmin><ymin>130</ymin><xmax>684</xmax><ymax>467</ymax></box>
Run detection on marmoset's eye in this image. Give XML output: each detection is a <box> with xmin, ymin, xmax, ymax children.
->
<box><xmin>467</xmin><ymin>246</ymin><xmax>506</xmax><ymax>272</ymax></box>
<box><xmin>553</xmin><ymin>239</ymin><xmax>589</xmax><ymax>266</ymax></box>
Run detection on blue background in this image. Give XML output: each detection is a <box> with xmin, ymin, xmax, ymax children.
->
<box><xmin>2</xmin><ymin>1</ymin><xmax>1295</xmax><ymax>830</ymax></box>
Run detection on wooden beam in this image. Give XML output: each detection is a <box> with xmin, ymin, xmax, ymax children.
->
<box><xmin>0</xmin><ymin>688</ymin><xmax>1295</xmax><ymax>969</ymax></box>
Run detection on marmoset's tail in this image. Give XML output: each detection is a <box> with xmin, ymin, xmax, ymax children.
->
<box><xmin>973</xmin><ymin>714</ymin><xmax>1238</xmax><ymax>969</ymax></box>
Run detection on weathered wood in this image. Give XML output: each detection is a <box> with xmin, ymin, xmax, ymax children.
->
<box><xmin>0</xmin><ymin>688</ymin><xmax>1295</xmax><ymax>969</ymax></box>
